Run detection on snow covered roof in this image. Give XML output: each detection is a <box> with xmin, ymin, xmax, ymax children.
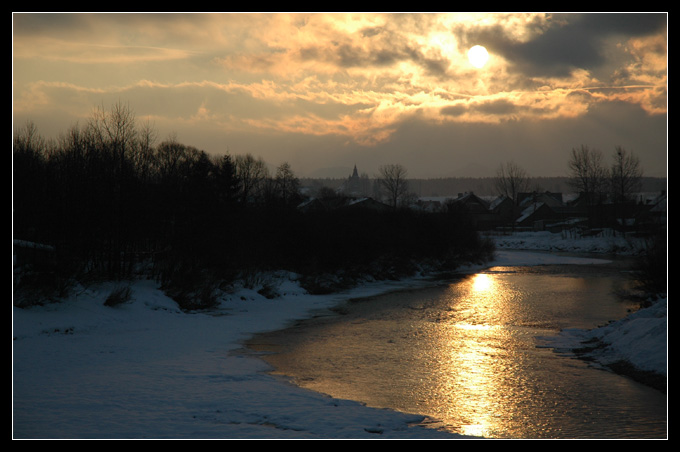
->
<box><xmin>488</xmin><ymin>195</ymin><xmax>511</xmax><ymax>210</ymax></box>
<box><xmin>515</xmin><ymin>202</ymin><xmax>546</xmax><ymax>223</ymax></box>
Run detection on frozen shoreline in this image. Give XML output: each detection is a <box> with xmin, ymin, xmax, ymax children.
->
<box><xmin>13</xmin><ymin>233</ymin><xmax>667</xmax><ymax>439</ymax></box>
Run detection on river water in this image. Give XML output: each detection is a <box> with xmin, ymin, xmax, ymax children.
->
<box><xmin>248</xmin><ymin>259</ymin><xmax>667</xmax><ymax>439</ymax></box>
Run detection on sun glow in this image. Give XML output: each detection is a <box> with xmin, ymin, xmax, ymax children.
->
<box><xmin>468</xmin><ymin>45</ymin><xmax>489</xmax><ymax>68</ymax></box>
<box><xmin>472</xmin><ymin>273</ymin><xmax>493</xmax><ymax>292</ymax></box>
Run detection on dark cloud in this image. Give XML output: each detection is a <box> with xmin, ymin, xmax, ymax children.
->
<box><xmin>12</xmin><ymin>12</ymin><xmax>177</xmax><ymax>37</ymax></box>
<box><xmin>299</xmin><ymin>40</ymin><xmax>450</xmax><ymax>77</ymax></box>
<box><xmin>295</xmin><ymin>23</ymin><xmax>451</xmax><ymax>78</ymax></box>
<box><xmin>440</xmin><ymin>105</ymin><xmax>466</xmax><ymax>117</ymax></box>
<box><xmin>12</xmin><ymin>13</ymin><xmax>89</xmax><ymax>35</ymax></box>
<box><xmin>440</xmin><ymin>99</ymin><xmax>549</xmax><ymax>120</ymax></box>
<box><xmin>360</xmin><ymin>26</ymin><xmax>384</xmax><ymax>38</ymax></box>
<box><xmin>464</xmin><ymin>13</ymin><xmax>666</xmax><ymax>78</ymax></box>
<box><xmin>362</xmin><ymin>99</ymin><xmax>667</xmax><ymax>178</ymax></box>
<box><xmin>577</xmin><ymin>13</ymin><xmax>666</xmax><ymax>36</ymax></box>
<box><xmin>473</xmin><ymin>99</ymin><xmax>519</xmax><ymax>116</ymax></box>
<box><xmin>566</xmin><ymin>89</ymin><xmax>594</xmax><ymax>101</ymax></box>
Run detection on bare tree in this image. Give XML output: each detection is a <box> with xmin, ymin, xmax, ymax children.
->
<box><xmin>609</xmin><ymin>146</ymin><xmax>643</xmax><ymax>204</ymax></box>
<box><xmin>377</xmin><ymin>164</ymin><xmax>409</xmax><ymax>208</ymax></box>
<box><xmin>274</xmin><ymin>162</ymin><xmax>300</xmax><ymax>206</ymax></box>
<box><xmin>234</xmin><ymin>153</ymin><xmax>269</xmax><ymax>203</ymax></box>
<box><xmin>13</xmin><ymin>120</ymin><xmax>46</xmax><ymax>155</ymax></box>
<box><xmin>87</xmin><ymin>101</ymin><xmax>138</xmax><ymax>163</ymax></box>
<box><xmin>567</xmin><ymin>145</ymin><xmax>607</xmax><ymax>204</ymax></box>
<box><xmin>155</xmin><ymin>134</ymin><xmax>189</xmax><ymax>178</ymax></box>
<box><xmin>77</xmin><ymin>102</ymin><xmax>141</xmax><ymax>276</ymax></box>
<box><xmin>133</xmin><ymin>119</ymin><xmax>157</xmax><ymax>181</ymax></box>
<box><xmin>494</xmin><ymin>161</ymin><xmax>531</xmax><ymax>204</ymax></box>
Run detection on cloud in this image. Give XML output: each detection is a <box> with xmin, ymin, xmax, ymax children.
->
<box><xmin>462</xmin><ymin>13</ymin><xmax>666</xmax><ymax>79</ymax></box>
<box><xmin>12</xmin><ymin>13</ymin><xmax>667</xmax><ymax>177</ymax></box>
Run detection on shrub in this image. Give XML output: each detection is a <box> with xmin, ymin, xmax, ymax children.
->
<box><xmin>104</xmin><ymin>286</ymin><xmax>132</xmax><ymax>307</ymax></box>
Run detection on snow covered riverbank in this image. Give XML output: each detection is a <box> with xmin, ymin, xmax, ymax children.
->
<box><xmin>12</xmin><ymin>232</ymin><xmax>667</xmax><ymax>439</ymax></box>
<box><xmin>489</xmin><ymin>229</ymin><xmax>648</xmax><ymax>255</ymax></box>
<box><xmin>538</xmin><ymin>297</ymin><xmax>667</xmax><ymax>392</ymax></box>
<box><xmin>494</xmin><ymin>231</ymin><xmax>667</xmax><ymax>389</ymax></box>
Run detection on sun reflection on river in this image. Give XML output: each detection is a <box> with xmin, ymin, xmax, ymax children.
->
<box><xmin>251</xmin><ymin>265</ymin><xmax>665</xmax><ymax>438</ymax></box>
<box><xmin>426</xmin><ymin>272</ymin><xmax>532</xmax><ymax>438</ymax></box>
<box><xmin>472</xmin><ymin>273</ymin><xmax>493</xmax><ymax>292</ymax></box>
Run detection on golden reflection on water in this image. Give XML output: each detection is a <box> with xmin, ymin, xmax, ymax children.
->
<box><xmin>255</xmin><ymin>267</ymin><xmax>665</xmax><ymax>438</ymax></box>
<box><xmin>472</xmin><ymin>273</ymin><xmax>493</xmax><ymax>292</ymax></box>
<box><xmin>426</xmin><ymin>272</ymin><xmax>531</xmax><ymax>438</ymax></box>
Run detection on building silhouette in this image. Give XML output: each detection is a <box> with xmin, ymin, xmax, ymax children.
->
<box><xmin>340</xmin><ymin>164</ymin><xmax>369</xmax><ymax>197</ymax></box>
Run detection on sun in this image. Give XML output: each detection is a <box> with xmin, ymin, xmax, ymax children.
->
<box><xmin>468</xmin><ymin>45</ymin><xmax>489</xmax><ymax>68</ymax></box>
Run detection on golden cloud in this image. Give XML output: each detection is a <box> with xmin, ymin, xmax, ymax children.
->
<box><xmin>13</xmin><ymin>13</ymin><xmax>667</xmax><ymax>147</ymax></box>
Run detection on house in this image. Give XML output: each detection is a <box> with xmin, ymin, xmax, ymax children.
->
<box><xmin>297</xmin><ymin>197</ymin><xmax>326</xmax><ymax>213</ymax></box>
<box><xmin>488</xmin><ymin>195</ymin><xmax>517</xmax><ymax>227</ymax></box>
<box><xmin>298</xmin><ymin>196</ymin><xmax>390</xmax><ymax>213</ymax></box>
<box><xmin>648</xmin><ymin>191</ymin><xmax>667</xmax><ymax>225</ymax></box>
<box><xmin>630</xmin><ymin>191</ymin><xmax>667</xmax><ymax>235</ymax></box>
<box><xmin>447</xmin><ymin>192</ymin><xmax>499</xmax><ymax>229</ymax></box>
<box><xmin>411</xmin><ymin>199</ymin><xmax>445</xmax><ymax>213</ymax></box>
<box><xmin>345</xmin><ymin>197</ymin><xmax>392</xmax><ymax>211</ymax></box>
<box><xmin>449</xmin><ymin>192</ymin><xmax>490</xmax><ymax>213</ymax></box>
<box><xmin>515</xmin><ymin>202</ymin><xmax>558</xmax><ymax>230</ymax></box>
<box><xmin>517</xmin><ymin>191</ymin><xmax>564</xmax><ymax>208</ymax></box>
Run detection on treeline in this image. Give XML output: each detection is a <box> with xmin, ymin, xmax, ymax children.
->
<box><xmin>13</xmin><ymin>103</ymin><xmax>494</xmax><ymax>307</ymax></box>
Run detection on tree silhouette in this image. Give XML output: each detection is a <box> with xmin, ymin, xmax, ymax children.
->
<box><xmin>567</xmin><ymin>145</ymin><xmax>608</xmax><ymax>205</ymax></box>
<box><xmin>273</xmin><ymin>162</ymin><xmax>301</xmax><ymax>207</ymax></box>
<box><xmin>13</xmin><ymin>103</ymin><xmax>495</xmax><ymax>304</ymax></box>
<box><xmin>377</xmin><ymin>163</ymin><xmax>409</xmax><ymax>208</ymax></box>
<box><xmin>234</xmin><ymin>153</ymin><xmax>269</xmax><ymax>204</ymax></box>
<box><xmin>609</xmin><ymin>146</ymin><xmax>643</xmax><ymax>204</ymax></box>
<box><xmin>494</xmin><ymin>160</ymin><xmax>531</xmax><ymax>204</ymax></box>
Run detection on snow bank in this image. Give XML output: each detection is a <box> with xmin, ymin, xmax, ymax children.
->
<box><xmin>490</xmin><ymin>230</ymin><xmax>645</xmax><ymax>255</ymax></box>
<box><xmin>13</xmin><ymin>275</ymin><xmax>461</xmax><ymax>439</ymax></box>
<box><xmin>498</xmin><ymin>232</ymin><xmax>668</xmax><ymax>383</ymax></box>
<box><xmin>539</xmin><ymin>298</ymin><xmax>667</xmax><ymax>378</ymax></box>
<box><xmin>586</xmin><ymin>297</ymin><xmax>667</xmax><ymax>375</ymax></box>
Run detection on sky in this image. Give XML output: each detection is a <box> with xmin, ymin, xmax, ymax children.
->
<box><xmin>12</xmin><ymin>12</ymin><xmax>667</xmax><ymax>178</ymax></box>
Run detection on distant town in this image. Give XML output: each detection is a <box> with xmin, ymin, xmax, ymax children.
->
<box><xmin>299</xmin><ymin>167</ymin><xmax>666</xmax><ymax>235</ymax></box>
<box><xmin>302</xmin><ymin>172</ymin><xmax>666</xmax><ymax>199</ymax></box>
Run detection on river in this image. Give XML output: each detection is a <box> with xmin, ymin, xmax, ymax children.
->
<box><xmin>248</xmin><ymin>258</ymin><xmax>667</xmax><ymax>439</ymax></box>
